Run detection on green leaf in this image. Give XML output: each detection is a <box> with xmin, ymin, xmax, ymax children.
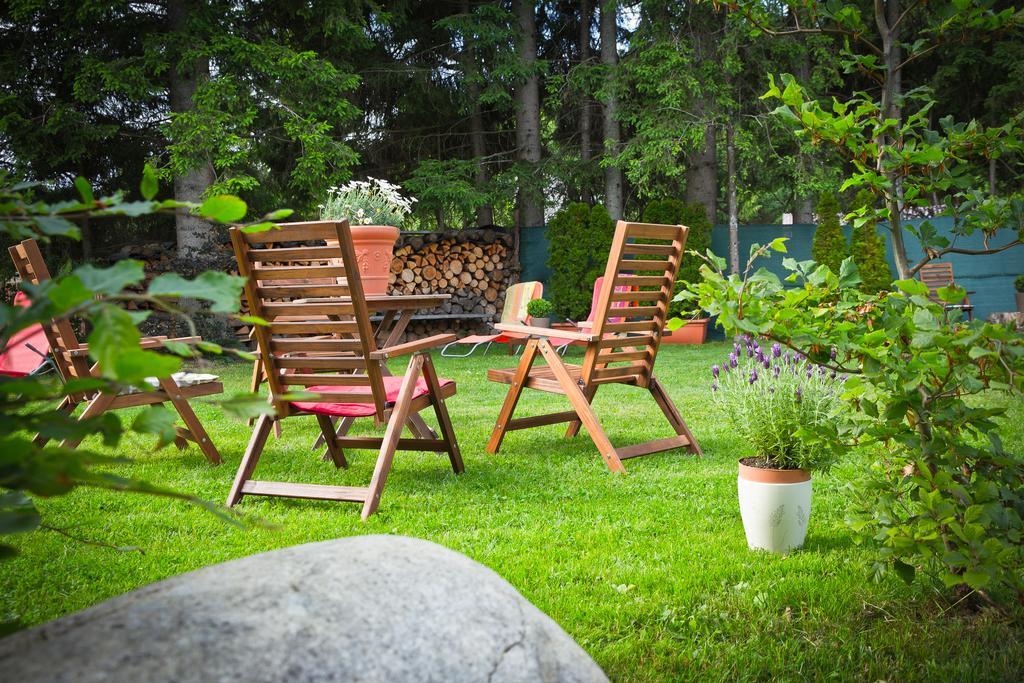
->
<box><xmin>112</xmin><ymin>349</ymin><xmax>180</xmax><ymax>385</ymax></box>
<box><xmin>140</xmin><ymin>164</ymin><xmax>159</xmax><ymax>201</ymax></box>
<box><xmin>147</xmin><ymin>272</ymin><xmax>244</xmax><ymax>313</ymax></box>
<box><xmin>237</xmin><ymin>315</ymin><xmax>268</xmax><ymax>326</ymax></box>
<box><xmin>893</xmin><ymin>559</ymin><xmax>916</xmax><ymax>585</ymax></box>
<box><xmin>34</xmin><ymin>215</ymin><xmax>80</xmax><ymax>238</ymax></box>
<box><xmin>199</xmin><ymin>195</ymin><xmax>247</xmax><ymax>223</ymax></box>
<box><xmin>963</xmin><ymin>569</ymin><xmax>990</xmax><ymax>590</ymax></box>
<box><xmin>87</xmin><ymin>306</ymin><xmax>141</xmax><ymax>378</ymax></box>
<box><xmin>161</xmin><ymin>340</ymin><xmax>196</xmax><ymax>357</ymax></box>
<box><xmin>936</xmin><ymin>285</ymin><xmax>966</xmax><ymax>304</ymax></box>
<box><xmin>74</xmin><ymin>177</ymin><xmax>94</xmax><ymax>205</ymax></box>
<box><xmin>768</xmin><ymin>237</ymin><xmax>788</xmax><ymax>253</ymax></box>
<box><xmin>893</xmin><ymin>279</ymin><xmax>929</xmax><ymax>296</ymax></box>
<box><xmin>46</xmin><ymin>276</ymin><xmax>92</xmax><ymax>310</ymax></box>
<box><xmin>132</xmin><ymin>405</ymin><xmax>177</xmax><ymax>447</ymax></box>
<box><xmin>264</xmin><ymin>209</ymin><xmax>294</xmax><ymax>221</ymax></box>
<box><xmin>0</xmin><ymin>491</ymin><xmax>40</xmax><ymax>534</ymax></box>
<box><xmin>218</xmin><ymin>393</ymin><xmax>276</xmax><ymax>420</ymax></box>
<box><xmin>74</xmin><ymin>261</ymin><xmax>145</xmax><ymax>295</ymax></box>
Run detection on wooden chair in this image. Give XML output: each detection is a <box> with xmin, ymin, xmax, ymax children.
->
<box><xmin>441</xmin><ymin>280</ymin><xmax>543</xmax><ymax>357</ymax></box>
<box><xmin>8</xmin><ymin>239</ymin><xmax>223</xmax><ymax>463</ymax></box>
<box><xmin>918</xmin><ymin>261</ymin><xmax>974</xmax><ymax>321</ymax></box>
<box><xmin>227</xmin><ymin>220</ymin><xmax>463</xmax><ymax>519</ymax></box>
<box><xmin>485</xmin><ymin>220</ymin><xmax>701</xmax><ymax>472</ymax></box>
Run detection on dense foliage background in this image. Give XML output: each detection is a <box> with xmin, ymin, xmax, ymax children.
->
<box><xmin>2</xmin><ymin>0</ymin><xmax>1020</xmax><ymax>264</ymax></box>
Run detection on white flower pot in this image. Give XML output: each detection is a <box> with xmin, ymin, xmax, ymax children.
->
<box><xmin>737</xmin><ymin>460</ymin><xmax>812</xmax><ymax>553</ymax></box>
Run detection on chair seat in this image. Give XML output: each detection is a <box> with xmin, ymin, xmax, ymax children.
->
<box><xmin>292</xmin><ymin>375</ymin><xmax>455</xmax><ymax>418</ymax></box>
<box><xmin>487</xmin><ymin>363</ymin><xmax>582</xmax><ymax>385</ymax></box>
<box><xmin>121</xmin><ymin>372</ymin><xmax>220</xmax><ymax>395</ymax></box>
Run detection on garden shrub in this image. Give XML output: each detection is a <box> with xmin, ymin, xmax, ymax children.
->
<box><xmin>547</xmin><ymin>202</ymin><xmax>614</xmax><ymax>320</ymax></box>
<box><xmin>849</xmin><ymin>190</ymin><xmax>892</xmax><ymax>293</ymax></box>
<box><xmin>641</xmin><ymin>199</ymin><xmax>711</xmax><ymax>316</ymax></box>
<box><xmin>687</xmin><ymin>242</ymin><xmax>1024</xmax><ymax>602</ymax></box>
<box><xmin>811</xmin><ymin>191</ymin><xmax>848</xmax><ymax>275</ymax></box>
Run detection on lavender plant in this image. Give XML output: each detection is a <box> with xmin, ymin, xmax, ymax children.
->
<box><xmin>320</xmin><ymin>177</ymin><xmax>416</xmax><ymax>227</ymax></box>
<box><xmin>712</xmin><ymin>336</ymin><xmax>844</xmax><ymax>472</ymax></box>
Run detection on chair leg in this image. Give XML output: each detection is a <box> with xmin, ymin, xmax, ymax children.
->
<box><xmin>157</xmin><ymin>378</ymin><xmax>222</xmax><ymax>465</ymax></box>
<box><xmin>535</xmin><ymin>340</ymin><xmax>625</xmax><ymax>473</ymax></box>
<box><xmin>486</xmin><ymin>339</ymin><xmax>540</xmax><ymax>454</ymax></box>
<box><xmin>421</xmin><ymin>353</ymin><xmax>463</xmax><ymax>473</ymax></box>
<box><xmin>361</xmin><ymin>355</ymin><xmax>425</xmax><ymax>520</ymax></box>
<box><xmin>316</xmin><ymin>414</ymin><xmax>349</xmax><ymax>468</ymax></box>
<box><xmin>564</xmin><ymin>385</ymin><xmax>598</xmax><ymax>438</ymax></box>
<box><xmin>227</xmin><ymin>413</ymin><xmax>274</xmax><ymax>506</ymax></box>
<box><xmin>248</xmin><ymin>358</ymin><xmax>263</xmax><ymax>427</ymax></box>
<box><xmin>648</xmin><ymin>376</ymin><xmax>702</xmax><ymax>456</ymax></box>
<box><xmin>319</xmin><ymin>417</ymin><xmax>353</xmax><ymax>461</ymax></box>
<box><xmin>60</xmin><ymin>392</ymin><xmax>117</xmax><ymax>449</ymax></box>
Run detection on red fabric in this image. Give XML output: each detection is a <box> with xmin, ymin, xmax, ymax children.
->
<box><xmin>291</xmin><ymin>375</ymin><xmax>454</xmax><ymax>418</ymax></box>
<box><xmin>0</xmin><ymin>293</ymin><xmax>51</xmax><ymax>378</ymax></box>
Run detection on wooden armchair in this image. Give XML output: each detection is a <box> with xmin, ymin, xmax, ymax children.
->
<box><xmin>8</xmin><ymin>239</ymin><xmax>223</xmax><ymax>464</ymax></box>
<box><xmin>919</xmin><ymin>261</ymin><xmax>974</xmax><ymax>321</ymax></box>
<box><xmin>227</xmin><ymin>220</ymin><xmax>463</xmax><ymax>519</ymax></box>
<box><xmin>486</xmin><ymin>221</ymin><xmax>701</xmax><ymax>472</ymax></box>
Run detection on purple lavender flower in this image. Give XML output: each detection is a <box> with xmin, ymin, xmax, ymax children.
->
<box><xmin>712</xmin><ymin>364</ymin><xmax>720</xmax><ymax>379</ymax></box>
<box><xmin>795</xmin><ymin>386</ymin><xmax>802</xmax><ymax>402</ymax></box>
<box><xmin>806</xmin><ymin>367</ymin><xmax>813</xmax><ymax>378</ymax></box>
<box><xmin>839</xmin><ymin>375</ymin><xmax>848</xmax><ymax>382</ymax></box>
<box><xmin>830</xmin><ymin>347</ymin><xmax>837</xmax><ymax>361</ymax></box>
<box><xmin>763</xmin><ymin>359</ymin><xmax>770</xmax><ymax>370</ymax></box>
<box><xmin>772</xmin><ymin>343</ymin><xmax>781</xmax><ymax>358</ymax></box>
<box><xmin>746</xmin><ymin>345</ymin><xmax>754</xmax><ymax>358</ymax></box>
<box><xmin>712</xmin><ymin>381</ymin><xmax>718</xmax><ymax>392</ymax></box>
<box><xmin>830</xmin><ymin>370</ymin><xmax>837</xmax><ymax>380</ymax></box>
<box><xmin>755</xmin><ymin>349</ymin><xmax>764</xmax><ymax>363</ymax></box>
<box><xmin>773</xmin><ymin>365</ymin><xmax>780</xmax><ymax>377</ymax></box>
<box><xmin>749</xmin><ymin>368</ymin><xmax>758</xmax><ymax>384</ymax></box>
<box><xmin>729</xmin><ymin>352</ymin><xmax>738</xmax><ymax>369</ymax></box>
<box><xmin>733</xmin><ymin>342</ymin><xmax>742</xmax><ymax>356</ymax></box>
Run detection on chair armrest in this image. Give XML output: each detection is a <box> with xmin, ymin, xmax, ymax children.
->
<box><xmin>494</xmin><ymin>322</ymin><xmax>595</xmax><ymax>342</ymax></box>
<box><xmin>67</xmin><ymin>336</ymin><xmax>202</xmax><ymax>357</ymax></box>
<box><xmin>370</xmin><ymin>334</ymin><xmax>458</xmax><ymax>360</ymax></box>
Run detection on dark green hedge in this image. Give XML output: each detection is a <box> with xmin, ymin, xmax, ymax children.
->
<box><xmin>641</xmin><ymin>198</ymin><xmax>711</xmax><ymax>316</ymax></box>
<box><xmin>811</xmin><ymin>191</ymin><xmax>849</xmax><ymax>276</ymax></box>
<box><xmin>547</xmin><ymin>203</ymin><xmax>615</xmax><ymax>320</ymax></box>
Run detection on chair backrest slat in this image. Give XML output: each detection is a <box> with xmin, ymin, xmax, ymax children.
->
<box><xmin>918</xmin><ymin>262</ymin><xmax>956</xmax><ymax>302</ymax></box>
<box><xmin>229</xmin><ymin>220</ymin><xmax>387</xmax><ymax>418</ymax></box>
<box><xmin>581</xmin><ymin>221</ymin><xmax>688</xmax><ymax>387</ymax></box>
<box><xmin>8</xmin><ymin>239</ymin><xmax>92</xmax><ymax>383</ymax></box>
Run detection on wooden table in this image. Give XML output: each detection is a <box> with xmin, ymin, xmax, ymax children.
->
<box><xmin>309</xmin><ymin>293</ymin><xmax>450</xmax><ymax>451</ymax></box>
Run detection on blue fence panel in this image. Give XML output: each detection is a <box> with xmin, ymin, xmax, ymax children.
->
<box><xmin>518</xmin><ymin>219</ymin><xmax>1023</xmax><ymax>321</ymax></box>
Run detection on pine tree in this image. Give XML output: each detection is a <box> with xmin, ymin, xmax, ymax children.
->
<box><xmin>850</xmin><ymin>190</ymin><xmax>893</xmax><ymax>293</ymax></box>
<box><xmin>811</xmin><ymin>191</ymin><xmax>848</xmax><ymax>275</ymax></box>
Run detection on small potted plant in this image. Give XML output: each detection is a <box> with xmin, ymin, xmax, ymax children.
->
<box><xmin>1015</xmin><ymin>275</ymin><xmax>1024</xmax><ymax>313</ymax></box>
<box><xmin>712</xmin><ymin>336</ymin><xmax>844</xmax><ymax>553</ymax></box>
<box><xmin>526</xmin><ymin>298</ymin><xmax>554</xmax><ymax>327</ymax></box>
<box><xmin>320</xmin><ymin>178</ymin><xmax>416</xmax><ymax>295</ymax></box>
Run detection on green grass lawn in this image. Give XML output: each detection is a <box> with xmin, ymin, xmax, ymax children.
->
<box><xmin>3</xmin><ymin>342</ymin><xmax>1023</xmax><ymax>681</ymax></box>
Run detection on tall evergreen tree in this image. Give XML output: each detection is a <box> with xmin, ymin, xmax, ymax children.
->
<box><xmin>850</xmin><ymin>190</ymin><xmax>893</xmax><ymax>293</ymax></box>
<box><xmin>811</xmin><ymin>191</ymin><xmax>848</xmax><ymax>275</ymax></box>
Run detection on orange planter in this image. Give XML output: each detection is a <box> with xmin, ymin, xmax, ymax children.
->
<box><xmin>662</xmin><ymin>317</ymin><xmax>708</xmax><ymax>344</ymax></box>
<box><xmin>333</xmin><ymin>225</ymin><xmax>399</xmax><ymax>296</ymax></box>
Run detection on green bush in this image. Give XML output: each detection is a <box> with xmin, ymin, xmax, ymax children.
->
<box><xmin>526</xmin><ymin>298</ymin><xmax>553</xmax><ymax>318</ymax></box>
<box><xmin>641</xmin><ymin>199</ymin><xmax>712</xmax><ymax>316</ymax></box>
<box><xmin>547</xmin><ymin>203</ymin><xmax>615</xmax><ymax>320</ymax></box>
<box><xmin>811</xmin><ymin>191</ymin><xmax>848</xmax><ymax>275</ymax></box>
<box><xmin>1015</xmin><ymin>274</ymin><xmax>1024</xmax><ymax>292</ymax></box>
<box><xmin>850</xmin><ymin>190</ymin><xmax>892</xmax><ymax>293</ymax></box>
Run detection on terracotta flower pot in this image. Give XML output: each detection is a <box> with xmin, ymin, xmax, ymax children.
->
<box><xmin>737</xmin><ymin>459</ymin><xmax>812</xmax><ymax>553</ymax></box>
<box><xmin>333</xmin><ymin>225</ymin><xmax>399</xmax><ymax>296</ymax></box>
<box><xmin>663</xmin><ymin>317</ymin><xmax>708</xmax><ymax>344</ymax></box>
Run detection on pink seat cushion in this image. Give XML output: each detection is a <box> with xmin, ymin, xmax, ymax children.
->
<box><xmin>291</xmin><ymin>375</ymin><xmax>454</xmax><ymax>418</ymax></box>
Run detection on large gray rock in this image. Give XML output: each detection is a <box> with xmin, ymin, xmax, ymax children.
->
<box><xmin>0</xmin><ymin>536</ymin><xmax>606</xmax><ymax>683</ymax></box>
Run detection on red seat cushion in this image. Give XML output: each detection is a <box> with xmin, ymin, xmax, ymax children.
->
<box><xmin>291</xmin><ymin>375</ymin><xmax>454</xmax><ymax>418</ymax></box>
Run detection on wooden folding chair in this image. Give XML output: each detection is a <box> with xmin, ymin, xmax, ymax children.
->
<box><xmin>919</xmin><ymin>261</ymin><xmax>974</xmax><ymax>321</ymax></box>
<box><xmin>8</xmin><ymin>239</ymin><xmax>223</xmax><ymax>464</ymax></box>
<box><xmin>485</xmin><ymin>220</ymin><xmax>702</xmax><ymax>472</ymax></box>
<box><xmin>227</xmin><ymin>220</ymin><xmax>463</xmax><ymax>519</ymax></box>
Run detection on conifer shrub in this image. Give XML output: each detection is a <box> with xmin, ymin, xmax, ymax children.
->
<box><xmin>641</xmin><ymin>199</ymin><xmax>712</xmax><ymax>316</ymax></box>
<box><xmin>547</xmin><ymin>203</ymin><xmax>615</xmax><ymax>320</ymax></box>
<box><xmin>849</xmin><ymin>190</ymin><xmax>893</xmax><ymax>293</ymax></box>
<box><xmin>811</xmin><ymin>191</ymin><xmax>848</xmax><ymax>275</ymax></box>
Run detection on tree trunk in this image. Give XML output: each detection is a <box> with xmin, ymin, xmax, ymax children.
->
<box><xmin>876</xmin><ymin>0</ymin><xmax>909</xmax><ymax>279</ymax></box>
<box><xmin>578</xmin><ymin>0</ymin><xmax>593</xmax><ymax>204</ymax></box>
<box><xmin>791</xmin><ymin>7</ymin><xmax>815</xmax><ymax>223</ymax></box>
<box><xmin>685</xmin><ymin>120</ymin><xmax>717</xmax><ymax>222</ymax></box>
<box><xmin>513</xmin><ymin>0</ymin><xmax>544</xmax><ymax>228</ymax></box>
<box><xmin>167</xmin><ymin>0</ymin><xmax>215</xmax><ymax>258</ymax></box>
<box><xmin>727</xmin><ymin>123</ymin><xmax>739</xmax><ymax>275</ymax></box>
<box><xmin>599</xmin><ymin>0</ymin><xmax>623</xmax><ymax>220</ymax></box>
<box><xmin>989</xmin><ymin>157</ymin><xmax>997</xmax><ymax>196</ymax></box>
<box><xmin>463</xmin><ymin>0</ymin><xmax>493</xmax><ymax>227</ymax></box>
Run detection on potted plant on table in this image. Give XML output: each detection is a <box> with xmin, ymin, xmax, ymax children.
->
<box><xmin>526</xmin><ymin>298</ymin><xmax>554</xmax><ymax>327</ymax></box>
<box><xmin>320</xmin><ymin>178</ymin><xmax>416</xmax><ymax>295</ymax></box>
<box><xmin>712</xmin><ymin>336</ymin><xmax>844</xmax><ymax>553</ymax></box>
